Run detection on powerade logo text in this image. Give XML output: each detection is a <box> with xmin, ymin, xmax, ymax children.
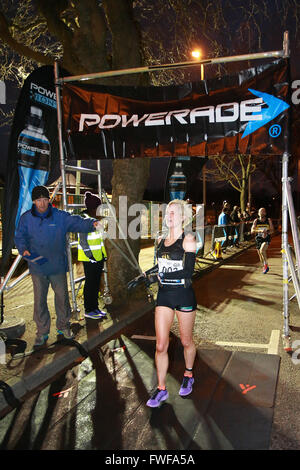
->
<box><xmin>78</xmin><ymin>89</ymin><xmax>289</xmax><ymax>139</ymax></box>
<box><xmin>18</xmin><ymin>142</ymin><xmax>50</xmax><ymax>157</ymax></box>
<box><xmin>30</xmin><ymin>83</ymin><xmax>57</xmax><ymax>109</ymax></box>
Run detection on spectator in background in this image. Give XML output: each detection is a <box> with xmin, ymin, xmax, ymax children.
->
<box><xmin>218</xmin><ymin>205</ymin><xmax>231</xmax><ymax>251</ymax></box>
<box><xmin>246</xmin><ymin>202</ymin><xmax>257</xmax><ymax>220</ymax></box>
<box><xmin>230</xmin><ymin>206</ymin><xmax>241</xmax><ymax>223</ymax></box>
<box><xmin>242</xmin><ymin>205</ymin><xmax>251</xmax><ymax>221</ymax></box>
<box><xmin>242</xmin><ymin>203</ymin><xmax>257</xmax><ymax>241</ymax></box>
<box><xmin>222</xmin><ymin>200</ymin><xmax>231</xmax><ymax>211</ymax></box>
<box><xmin>218</xmin><ymin>205</ymin><xmax>231</xmax><ymax>226</ymax></box>
<box><xmin>230</xmin><ymin>206</ymin><xmax>241</xmax><ymax>247</ymax></box>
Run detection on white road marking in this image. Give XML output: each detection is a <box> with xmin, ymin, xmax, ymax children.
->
<box><xmin>267</xmin><ymin>329</ymin><xmax>281</xmax><ymax>355</ymax></box>
<box><xmin>219</xmin><ymin>264</ymin><xmax>256</xmax><ymax>270</ymax></box>
<box><xmin>131</xmin><ymin>331</ymin><xmax>282</xmax><ymax>355</ymax></box>
<box><xmin>215</xmin><ymin>329</ymin><xmax>280</xmax><ymax>355</ymax></box>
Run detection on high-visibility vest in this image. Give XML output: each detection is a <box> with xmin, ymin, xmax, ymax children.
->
<box><xmin>78</xmin><ymin>214</ymin><xmax>107</xmax><ymax>262</ymax></box>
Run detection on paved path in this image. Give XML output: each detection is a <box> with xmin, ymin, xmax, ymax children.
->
<box><xmin>1</xmin><ymin>233</ymin><xmax>300</xmax><ymax>450</ymax></box>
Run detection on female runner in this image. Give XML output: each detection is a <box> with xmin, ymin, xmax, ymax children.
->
<box><xmin>146</xmin><ymin>199</ymin><xmax>198</xmax><ymax>408</ymax></box>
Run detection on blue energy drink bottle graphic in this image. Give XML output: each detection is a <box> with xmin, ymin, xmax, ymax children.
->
<box><xmin>15</xmin><ymin>106</ymin><xmax>50</xmax><ymax>229</ymax></box>
<box><xmin>169</xmin><ymin>162</ymin><xmax>187</xmax><ymax>200</ymax></box>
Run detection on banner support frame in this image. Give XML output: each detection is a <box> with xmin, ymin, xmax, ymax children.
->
<box><xmin>55</xmin><ymin>50</ymin><xmax>285</xmax><ymax>85</ymax></box>
<box><xmin>281</xmin><ymin>31</ymin><xmax>294</xmax><ymax>351</ymax></box>
<box><xmin>54</xmin><ymin>62</ymin><xmax>80</xmax><ymax>319</ymax></box>
<box><xmin>52</xmin><ymin>32</ymin><xmax>298</xmax><ymax>350</ymax></box>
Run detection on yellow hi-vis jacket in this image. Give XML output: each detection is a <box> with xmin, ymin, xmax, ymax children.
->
<box><xmin>78</xmin><ymin>214</ymin><xmax>107</xmax><ymax>262</ymax></box>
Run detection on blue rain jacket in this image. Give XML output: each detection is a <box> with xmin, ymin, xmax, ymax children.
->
<box><xmin>15</xmin><ymin>203</ymin><xmax>96</xmax><ymax>276</ymax></box>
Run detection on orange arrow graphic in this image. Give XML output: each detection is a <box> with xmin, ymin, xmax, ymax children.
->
<box><xmin>239</xmin><ymin>383</ymin><xmax>257</xmax><ymax>394</ymax></box>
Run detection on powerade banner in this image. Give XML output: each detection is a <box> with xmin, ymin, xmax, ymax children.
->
<box><xmin>2</xmin><ymin>65</ymin><xmax>62</xmax><ymax>272</ymax></box>
<box><xmin>62</xmin><ymin>59</ymin><xmax>289</xmax><ymax>160</ymax></box>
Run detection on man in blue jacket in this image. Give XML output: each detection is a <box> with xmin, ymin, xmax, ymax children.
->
<box><xmin>15</xmin><ymin>185</ymin><xmax>100</xmax><ymax>348</ymax></box>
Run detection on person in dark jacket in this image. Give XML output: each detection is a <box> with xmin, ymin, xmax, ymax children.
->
<box><xmin>15</xmin><ymin>185</ymin><xmax>100</xmax><ymax>347</ymax></box>
<box><xmin>78</xmin><ymin>192</ymin><xmax>107</xmax><ymax>320</ymax></box>
<box><xmin>230</xmin><ymin>206</ymin><xmax>241</xmax><ymax>247</ymax></box>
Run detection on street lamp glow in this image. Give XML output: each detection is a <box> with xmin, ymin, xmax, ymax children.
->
<box><xmin>191</xmin><ymin>50</ymin><xmax>201</xmax><ymax>60</ymax></box>
<box><xmin>191</xmin><ymin>49</ymin><xmax>204</xmax><ymax>80</ymax></box>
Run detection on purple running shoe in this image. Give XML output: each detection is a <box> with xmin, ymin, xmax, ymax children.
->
<box><xmin>146</xmin><ymin>388</ymin><xmax>169</xmax><ymax>408</ymax></box>
<box><xmin>179</xmin><ymin>376</ymin><xmax>194</xmax><ymax>396</ymax></box>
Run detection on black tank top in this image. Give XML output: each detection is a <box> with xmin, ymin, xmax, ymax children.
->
<box><xmin>255</xmin><ymin>217</ymin><xmax>271</xmax><ymax>233</ymax></box>
<box><xmin>255</xmin><ymin>217</ymin><xmax>271</xmax><ymax>241</ymax></box>
<box><xmin>156</xmin><ymin>235</ymin><xmax>185</xmax><ymax>287</ymax></box>
<box><xmin>255</xmin><ymin>217</ymin><xmax>271</xmax><ymax>238</ymax></box>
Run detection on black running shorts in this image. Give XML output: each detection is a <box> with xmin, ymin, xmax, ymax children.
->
<box><xmin>255</xmin><ymin>234</ymin><xmax>271</xmax><ymax>250</ymax></box>
<box><xmin>156</xmin><ymin>286</ymin><xmax>197</xmax><ymax>312</ymax></box>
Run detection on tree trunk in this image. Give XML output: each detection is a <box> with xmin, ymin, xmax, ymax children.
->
<box><xmin>106</xmin><ymin>158</ymin><xmax>151</xmax><ymax>309</ymax></box>
<box><xmin>240</xmin><ymin>179</ymin><xmax>247</xmax><ymax>212</ymax></box>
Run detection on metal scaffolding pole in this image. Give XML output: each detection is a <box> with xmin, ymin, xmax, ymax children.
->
<box><xmin>55</xmin><ymin>50</ymin><xmax>284</xmax><ymax>85</ymax></box>
<box><xmin>281</xmin><ymin>31</ymin><xmax>292</xmax><ymax>350</ymax></box>
<box><xmin>286</xmin><ymin>178</ymin><xmax>300</xmax><ymax>279</ymax></box>
<box><xmin>54</xmin><ymin>62</ymin><xmax>79</xmax><ymax>319</ymax></box>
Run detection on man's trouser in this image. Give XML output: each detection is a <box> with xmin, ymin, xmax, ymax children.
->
<box><xmin>83</xmin><ymin>260</ymin><xmax>104</xmax><ymax>313</ymax></box>
<box><xmin>31</xmin><ymin>272</ymin><xmax>71</xmax><ymax>335</ymax></box>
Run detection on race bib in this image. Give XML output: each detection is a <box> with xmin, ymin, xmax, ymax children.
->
<box><xmin>158</xmin><ymin>257</ymin><xmax>184</xmax><ymax>286</ymax></box>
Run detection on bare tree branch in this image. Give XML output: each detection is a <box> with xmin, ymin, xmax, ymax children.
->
<box><xmin>0</xmin><ymin>10</ymin><xmax>53</xmax><ymax>64</ymax></box>
<box><xmin>206</xmin><ymin>154</ymin><xmax>256</xmax><ymax>210</ymax></box>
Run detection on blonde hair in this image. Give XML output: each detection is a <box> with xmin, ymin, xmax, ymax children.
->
<box><xmin>166</xmin><ymin>198</ymin><xmax>189</xmax><ymax>209</ymax></box>
<box><xmin>165</xmin><ymin>199</ymin><xmax>192</xmax><ymax>228</ymax></box>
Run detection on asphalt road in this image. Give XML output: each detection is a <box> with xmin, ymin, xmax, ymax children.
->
<box><xmin>172</xmin><ymin>233</ymin><xmax>300</xmax><ymax>450</ymax></box>
<box><xmin>1</xmin><ymin>232</ymin><xmax>300</xmax><ymax>451</ymax></box>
